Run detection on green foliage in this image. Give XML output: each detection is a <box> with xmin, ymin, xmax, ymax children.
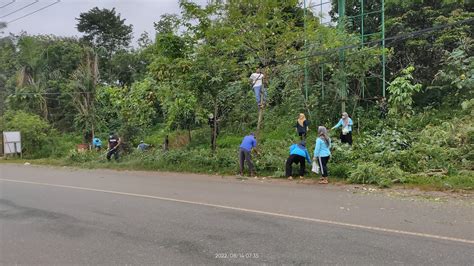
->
<box><xmin>96</xmin><ymin>78</ymin><xmax>160</xmax><ymax>142</ymax></box>
<box><xmin>432</xmin><ymin>38</ymin><xmax>474</xmax><ymax>105</ymax></box>
<box><xmin>387</xmin><ymin>66</ymin><xmax>422</xmax><ymax>117</ymax></box>
<box><xmin>0</xmin><ymin>111</ymin><xmax>53</xmax><ymax>157</ymax></box>
<box><xmin>348</xmin><ymin>162</ymin><xmax>406</xmax><ymax>188</ymax></box>
<box><xmin>1</xmin><ymin>1</ymin><xmax>473</xmax><ymax>190</ymax></box>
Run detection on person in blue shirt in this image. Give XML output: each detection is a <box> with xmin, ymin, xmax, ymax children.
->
<box><xmin>239</xmin><ymin>133</ymin><xmax>257</xmax><ymax>177</ymax></box>
<box><xmin>331</xmin><ymin>112</ymin><xmax>353</xmax><ymax>145</ymax></box>
<box><xmin>92</xmin><ymin>137</ymin><xmax>102</xmax><ymax>151</ymax></box>
<box><xmin>285</xmin><ymin>141</ymin><xmax>312</xmax><ymax>179</ymax></box>
<box><xmin>137</xmin><ymin>141</ymin><xmax>150</xmax><ymax>152</ymax></box>
<box><xmin>314</xmin><ymin>126</ymin><xmax>331</xmax><ymax>184</ymax></box>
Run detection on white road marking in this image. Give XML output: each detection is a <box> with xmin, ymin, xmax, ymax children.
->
<box><xmin>1</xmin><ymin>178</ymin><xmax>473</xmax><ymax>245</ymax></box>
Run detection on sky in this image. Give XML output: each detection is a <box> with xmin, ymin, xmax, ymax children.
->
<box><xmin>0</xmin><ymin>0</ymin><xmax>332</xmax><ymax>44</ymax></box>
<box><xmin>0</xmin><ymin>0</ymin><xmax>207</xmax><ymax>43</ymax></box>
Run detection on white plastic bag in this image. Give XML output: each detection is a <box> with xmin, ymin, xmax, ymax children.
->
<box><xmin>312</xmin><ymin>161</ymin><xmax>320</xmax><ymax>174</ymax></box>
<box><xmin>342</xmin><ymin>126</ymin><xmax>349</xmax><ymax>135</ymax></box>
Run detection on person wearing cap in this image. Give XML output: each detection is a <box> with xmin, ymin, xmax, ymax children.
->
<box><xmin>239</xmin><ymin>132</ymin><xmax>257</xmax><ymax>177</ymax></box>
<box><xmin>285</xmin><ymin>141</ymin><xmax>312</xmax><ymax>179</ymax></box>
<box><xmin>137</xmin><ymin>140</ymin><xmax>150</xmax><ymax>152</ymax></box>
<box><xmin>208</xmin><ymin>113</ymin><xmax>220</xmax><ymax>147</ymax></box>
<box><xmin>107</xmin><ymin>132</ymin><xmax>121</xmax><ymax>161</ymax></box>
<box><xmin>331</xmin><ymin>112</ymin><xmax>353</xmax><ymax>145</ymax></box>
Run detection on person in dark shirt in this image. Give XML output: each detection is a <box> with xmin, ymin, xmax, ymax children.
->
<box><xmin>377</xmin><ymin>97</ymin><xmax>388</xmax><ymax>119</ymax></box>
<box><xmin>208</xmin><ymin>114</ymin><xmax>220</xmax><ymax>147</ymax></box>
<box><xmin>107</xmin><ymin>132</ymin><xmax>121</xmax><ymax>161</ymax></box>
<box><xmin>295</xmin><ymin>113</ymin><xmax>309</xmax><ymax>140</ymax></box>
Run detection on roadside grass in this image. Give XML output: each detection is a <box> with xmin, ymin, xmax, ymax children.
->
<box><xmin>2</xmin><ymin>108</ymin><xmax>472</xmax><ymax>191</ymax></box>
<box><xmin>3</xmin><ymin>151</ymin><xmax>472</xmax><ymax>192</ymax></box>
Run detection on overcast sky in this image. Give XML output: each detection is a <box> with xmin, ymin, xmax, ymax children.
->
<box><xmin>1</xmin><ymin>0</ymin><xmax>331</xmax><ymax>44</ymax></box>
<box><xmin>0</xmin><ymin>0</ymin><xmax>207</xmax><ymax>43</ymax></box>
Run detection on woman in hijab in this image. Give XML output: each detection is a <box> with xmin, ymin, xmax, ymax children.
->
<box><xmin>295</xmin><ymin>113</ymin><xmax>309</xmax><ymax>140</ymax></box>
<box><xmin>286</xmin><ymin>141</ymin><xmax>312</xmax><ymax>180</ymax></box>
<box><xmin>331</xmin><ymin>112</ymin><xmax>353</xmax><ymax>145</ymax></box>
<box><xmin>313</xmin><ymin>126</ymin><xmax>331</xmax><ymax>184</ymax></box>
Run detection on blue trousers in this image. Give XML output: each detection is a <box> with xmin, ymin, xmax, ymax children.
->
<box><xmin>253</xmin><ymin>86</ymin><xmax>267</xmax><ymax>105</ymax></box>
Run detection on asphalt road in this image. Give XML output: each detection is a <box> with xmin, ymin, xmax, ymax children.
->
<box><xmin>1</xmin><ymin>164</ymin><xmax>473</xmax><ymax>265</ymax></box>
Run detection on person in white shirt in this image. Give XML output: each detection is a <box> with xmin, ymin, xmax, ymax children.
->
<box><xmin>249</xmin><ymin>68</ymin><xmax>266</xmax><ymax>107</ymax></box>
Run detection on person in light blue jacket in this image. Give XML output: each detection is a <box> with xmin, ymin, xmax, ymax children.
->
<box><xmin>331</xmin><ymin>112</ymin><xmax>353</xmax><ymax>145</ymax></box>
<box><xmin>313</xmin><ymin>126</ymin><xmax>331</xmax><ymax>184</ymax></box>
<box><xmin>285</xmin><ymin>141</ymin><xmax>312</xmax><ymax>179</ymax></box>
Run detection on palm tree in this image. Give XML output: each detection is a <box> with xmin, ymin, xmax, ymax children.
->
<box><xmin>70</xmin><ymin>48</ymin><xmax>99</xmax><ymax>143</ymax></box>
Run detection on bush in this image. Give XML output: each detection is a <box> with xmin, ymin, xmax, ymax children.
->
<box><xmin>348</xmin><ymin>162</ymin><xmax>406</xmax><ymax>188</ymax></box>
<box><xmin>0</xmin><ymin>111</ymin><xmax>54</xmax><ymax>158</ymax></box>
<box><xmin>330</xmin><ymin>163</ymin><xmax>352</xmax><ymax>179</ymax></box>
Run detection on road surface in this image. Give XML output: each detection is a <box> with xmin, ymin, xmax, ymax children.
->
<box><xmin>1</xmin><ymin>163</ymin><xmax>473</xmax><ymax>264</ymax></box>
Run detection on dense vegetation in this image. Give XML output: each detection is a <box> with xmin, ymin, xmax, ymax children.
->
<box><xmin>0</xmin><ymin>0</ymin><xmax>473</xmax><ymax>189</ymax></box>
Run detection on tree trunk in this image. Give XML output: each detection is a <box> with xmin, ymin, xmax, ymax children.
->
<box><xmin>188</xmin><ymin>128</ymin><xmax>192</xmax><ymax>143</ymax></box>
<box><xmin>211</xmin><ymin>101</ymin><xmax>218</xmax><ymax>152</ymax></box>
<box><xmin>256</xmin><ymin>91</ymin><xmax>264</xmax><ymax>141</ymax></box>
<box><xmin>164</xmin><ymin>135</ymin><xmax>169</xmax><ymax>151</ymax></box>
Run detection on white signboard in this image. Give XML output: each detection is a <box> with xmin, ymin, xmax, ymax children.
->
<box><xmin>3</xmin><ymin>131</ymin><xmax>22</xmax><ymax>155</ymax></box>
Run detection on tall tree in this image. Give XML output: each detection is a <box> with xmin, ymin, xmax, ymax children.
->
<box><xmin>76</xmin><ymin>7</ymin><xmax>133</xmax><ymax>82</ymax></box>
<box><xmin>76</xmin><ymin>7</ymin><xmax>133</xmax><ymax>53</ymax></box>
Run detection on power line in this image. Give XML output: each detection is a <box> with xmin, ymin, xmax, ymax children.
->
<box><xmin>281</xmin><ymin>17</ymin><xmax>474</xmax><ymax>66</ymax></box>
<box><xmin>0</xmin><ymin>0</ymin><xmax>38</xmax><ymax>19</ymax></box>
<box><xmin>0</xmin><ymin>0</ymin><xmax>15</xmax><ymax>9</ymax></box>
<box><xmin>7</xmin><ymin>0</ymin><xmax>60</xmax><ymax>24</ymax></box>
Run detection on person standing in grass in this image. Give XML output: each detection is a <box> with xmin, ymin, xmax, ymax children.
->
<box><xmin>107</xmin><ymin>132</ymin><xmax>121</xmax><ymax>161</ymax></box>
<box><xmin>313</xmin><ymin>126</ymin><xmax>331</xmax><ymax>184</ymax></box>
<box><xmin>286</xmin><ymin>141</ymin><xmax>312</xmax><ymax>180</ymax></box>
<box><xmin>239</xmin><ymin>132</ymin><xmax>257</xmax><ymax>177</ymax></box>
<box><xmin>331</xmin><ymin>112</ymin><xmax>353</xmax><ymax>145</ymax></box>
<box><xmin>295</xmin><ymin>113</ymin><xmax>309</xmax><ymax>140</ymax></box>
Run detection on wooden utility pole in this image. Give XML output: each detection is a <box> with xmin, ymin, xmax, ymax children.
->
<box><xmin>256</xmin><ymin>68</ymin><xmax>267</xmax><ymax>140</ymax></box>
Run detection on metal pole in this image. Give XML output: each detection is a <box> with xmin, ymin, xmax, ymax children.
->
<box><xmin>304</xmin><ymin>0</ymin><xmax>308</xmax><ymax>101</ymax></box>
<box><xmin>361</xmin><ymin>0</ymin><xmax>364</xmax><ymax>44</ymax></box>
<box><xmin>361</xmin><ymin>0</ymin><xmax>365</xmax><ymax>99</ymax></box>
<box><xmin>321</xmin><ymin>65</ymin><xmax>324</xmax><ymax>100</ymax></box>
<box><xmin>382</xmin><ymin>0</ymin><xmax>386</xmax><ymax>97</ymax></box>
<box><xmin>338</xmin><ymin>0</ymin><xmax>346</xmax><ymax>113</ymax></box>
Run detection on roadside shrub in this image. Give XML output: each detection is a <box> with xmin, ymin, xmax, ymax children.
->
<box><xmin>0</xmin><ymin>111</ymin><xmax>54</xmax><ymax>158</ymax></box>
<box><xmin>330</xmin><ymin>162</ymin><xmax>352</xmax><ymax>179</ymax></box>
<box><xmin>348</xmin><ymin>162</ymin><xmax>406</xmax><ymax>188</ymax></box>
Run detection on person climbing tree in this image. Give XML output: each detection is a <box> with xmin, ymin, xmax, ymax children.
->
<box><xmin>331</xmin><ymin>112</ymin><xmax>353</xmax><ymax>145</ymax></box>
<box><xmin>249</xmin><ymin>68</ymin><xmax>266</xmax><ymax>107</ymax></box>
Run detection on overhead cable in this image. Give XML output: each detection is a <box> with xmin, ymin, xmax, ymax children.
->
<box><xmin>0</xmin><ymin>0</ymin><xmax>38</xmax><ymax>19</ymax></box>
<box><xmin>7</xmin><ymin>0</ymin><xmax>60</xmax><ymax>24</ymax></box>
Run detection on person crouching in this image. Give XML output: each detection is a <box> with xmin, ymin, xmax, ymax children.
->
<box><xmin>286</xmin><ymin>141</ymin><xmax>312</xmax><ymax>180</ymax></box>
